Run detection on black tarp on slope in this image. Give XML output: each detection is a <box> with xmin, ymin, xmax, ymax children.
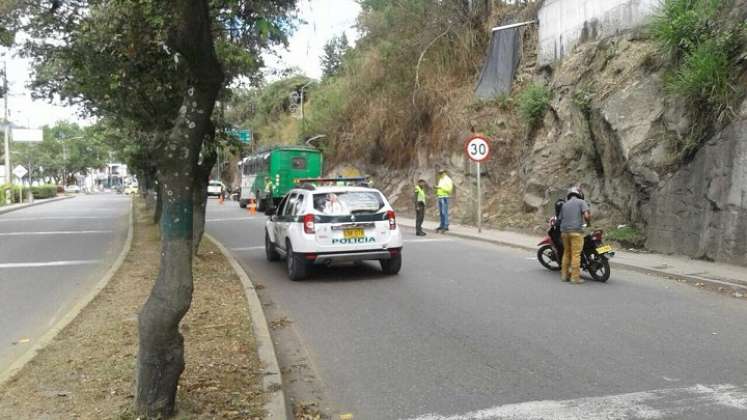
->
<box><xmin>474</xmin><ymin>27</ymin><xmax>522</xmax><ymax>100</ymax></box>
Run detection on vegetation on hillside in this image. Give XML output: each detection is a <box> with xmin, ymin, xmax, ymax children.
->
<box><xmin>234</xmin><ymin>1</ymin><xmax>529</xmax><ymax>167</ymax></box>
<box><xmin>651</xmin><ymin>0</ymin><xmax>746</xmax><ymax>156</ymax></box>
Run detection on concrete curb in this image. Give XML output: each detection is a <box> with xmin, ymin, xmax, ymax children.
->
<box><xmin>205</xmin><ymin>233</ymin><xmax>288</xmax><ymax>420</ymax></box>
<box><xmin>402</xmin><ymin>221</ymin><xmax>747</xmax><ymax>295</ymax></box>
<box><xmin>0</xmin><ymin>195</ymin><xmax>73</xmax><ymax>216</ymax></box>
<box><xmin>0</xmin><ymin>197</ymin><xmax>134</xmax><ymax>385</ymax></box>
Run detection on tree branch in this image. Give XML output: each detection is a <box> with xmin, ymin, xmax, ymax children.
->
<box><xmin>412</xmin><ymin>26</ymin><xmax>452</xmax><ymax>108</ymax></box>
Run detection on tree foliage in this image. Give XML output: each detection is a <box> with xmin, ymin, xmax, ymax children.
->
<box><xmin>8</xmin><ymin>0</ymin><xmax>299</xmax><ymax>416</ymax></box>
<box><xmin>320</xmin><ymin>33</ymin><xmax>350</xmax><ymax>79</ymax></box>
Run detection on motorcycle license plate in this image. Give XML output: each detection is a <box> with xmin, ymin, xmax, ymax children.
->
<box><xmin>343</xmin><ymin>228</ymin><xmax>365</xmax><ymax>239</ymax></box>
<box><xmin>596</xmin><ymin>245</ymin><xmax>613</xmax><ymax>254</ymax></box>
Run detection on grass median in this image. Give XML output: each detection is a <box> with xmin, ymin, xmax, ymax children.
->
<box><xmin>0</xmin><ymin>199</ymin><xmax>266</xmax><ymax>419</ymax></box>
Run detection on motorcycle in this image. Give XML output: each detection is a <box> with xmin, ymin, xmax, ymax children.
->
<box><xmin>537</xmin><ymin>217</ymin><xmax>615</xmax><ymax>282</ymax></box>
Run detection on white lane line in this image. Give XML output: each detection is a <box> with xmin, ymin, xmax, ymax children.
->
<box><xmin>231</xmin><ymin>246</ymin><xmax>264</xmax><ymax>251</ymax></box>
<box><xmin>0</xmin><ymin>217</ymin><xmax>105</xmax><ymax>223</ymax></box>
<box><xmin>207</xmin><ymin>217</ymin><xmax>263</xmax><ymax>222</ymax></box>
<box><xmin>0</xmin><ymin>260</ymin><xmax>101</xmax><ymax>268</ymax></box>
<box><xmin>0</xmin><ymin>230</ymin><xmax>112</xmax><ymax>236</ymax></box>
<box><xmin>404</xmin><ymin>384</ymin><xmax>747</xmax><ymax>420</ymax></box>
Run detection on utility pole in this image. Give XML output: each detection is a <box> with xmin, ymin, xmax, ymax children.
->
<box><xmin>299</xmin><ymin>80</ymin><xmax>312</xmax><ymax>141</ymax></box>
<box><xmin>3</xmin><ymin>60</ymin><xmax>10</xmax><ymax>186</ymax></box>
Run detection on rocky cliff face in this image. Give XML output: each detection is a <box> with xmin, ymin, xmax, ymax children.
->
<box><xmin>519</xmin><ymin>30</ymin><xmax>746</xmax><ymax>264</ymax></box>
<box><xmin>521</xmin><ymin>34</ymin><xmax>681</xmax><ymax>222</ymax></box>
<box><xmin>645</xmin><ymin>100</ymin><xmax>747</xmax><ymax>265</ymax></box>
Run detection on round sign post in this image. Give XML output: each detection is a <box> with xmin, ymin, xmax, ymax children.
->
<box><xmin>465</xmin><ymin>136</ymin><xmax>491</xmax><ymax>233</ymax></box>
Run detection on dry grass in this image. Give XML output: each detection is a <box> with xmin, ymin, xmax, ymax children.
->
<box><xmin>0</xmin><ymin>200</ymin><xmax>265</xmax><ymax>419</ymax></box>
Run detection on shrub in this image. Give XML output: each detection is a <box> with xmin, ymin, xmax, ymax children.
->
<box><xmin>572</xmin><ymin>87</ymin><xmax>593</xmax><ymax>113</ymax></box>
<box><xmin>606</xmin><ymin>226</ymin><xmax>647</xmax><ymax>248</ymax></box>
<box><xmin>0</xmin><ymin>184</ymin><xmax>22</xmax><ymax>205</ymax></box>
<box><xmin>31</xmin><ymin>184</ymin><xmax>58</xmax><ymax>199</ymax></box>
<box><xmin>650</xmin><ymin>0</ymin><xmax>720</xmax><ymax>60</ymax></box>
<box><xmin>517</xmin><ymin>83</ymin><xmax>551</xmax><ymax>127</ymax></box>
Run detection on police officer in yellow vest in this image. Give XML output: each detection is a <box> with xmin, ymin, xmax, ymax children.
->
<box><xmin>414</xmin><ymin>179</ymin><xmax>427</xmax><ymax>236</ymax></box>
<box><xmin>263</xmin><ymin>177</ymin><xmax>274</xmax><ymax>208</ymax></box>
<box><xmin>436</xmin><ymin>169</ymin><xmax>453</xmax><ymax>233</ymax></box>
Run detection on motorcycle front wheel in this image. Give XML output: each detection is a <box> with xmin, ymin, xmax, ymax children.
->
<box><xmin>537</xmin><ymin>245</ymin><xmax>561</xmax><ymax>271</ymax></box>
<box><xmin>587</xmin><ymin>253</ymin><xmax>611</xmax><ymax>282</ymax></box>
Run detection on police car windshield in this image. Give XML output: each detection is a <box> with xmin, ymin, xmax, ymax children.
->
<box><xmin>313</xmin><ymin>192</ymin><xmax>384</xmax><ymax>215</ymax></box>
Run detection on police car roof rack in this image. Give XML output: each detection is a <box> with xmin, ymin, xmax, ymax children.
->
<box><xmin>295</xmin><ymin>176</ymin><xmax>369</xmax><ymax>189</ymax></box>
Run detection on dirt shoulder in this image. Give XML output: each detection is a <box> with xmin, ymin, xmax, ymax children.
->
<box><xmin>0</xmin><ymin>200</ymin><xmax>266</xmax><ymax>419</ymax></box>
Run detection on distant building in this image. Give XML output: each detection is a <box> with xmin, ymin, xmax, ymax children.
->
<box><xmin>538</xmin><ymin>0</ymin><xmax>659</xmax><ymax>65</ymax></box>
<box><xmin>83</xmin><ymin>163</ymin><xmax>129</xmax><ymax>191</ymax></box>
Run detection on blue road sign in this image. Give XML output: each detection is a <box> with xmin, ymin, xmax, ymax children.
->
<box><xmin>229</xmin><ymin>129</ymin><xmax>251</xmax><ymax>144</ymax></box>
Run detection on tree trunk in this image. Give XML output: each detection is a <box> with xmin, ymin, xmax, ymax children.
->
<box><xmin>135</xmin><ymin>1</ymin><xmax>224</xmax><ymax>416</ymax></box>
<box><xmin>153</xmin><ymin>181</ymin><xmax>163</xmax><ymax>225</ymax></box>
<box><xmin>136</xmin><ymin>168</ymin><xmax>194</xmax><ymax>417</ymax></box>
<box><xmin>192</xmin><ymin>143</ymin><xmax>217</xmax><ymax>255</ymax></box>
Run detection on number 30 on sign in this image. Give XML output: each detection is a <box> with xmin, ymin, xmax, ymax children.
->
<box><xmin>465</xmin><ymin>136</ymin><xmax>491</xmax><ymax>162</ymax></box>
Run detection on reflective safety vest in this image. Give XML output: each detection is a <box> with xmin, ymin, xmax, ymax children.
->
<box><xmin>264</xmin><ymin>179</ymin><xmax>273</xmax><ymax>193</ymax></box>
<box><xmin>436</xmin><ymin>175</ymin><xmax>453</xmax><ymax>198</ymax></box>
<box><xmin>415</xmin><ymin>185</ymin><xmax>426</xmax><ymax>204</ymax></box>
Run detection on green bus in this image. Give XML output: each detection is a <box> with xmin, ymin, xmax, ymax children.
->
<box><xmin>238</xmin><ymin>146</ymin><xmax>323</xmax><ymax>209</ymax></box>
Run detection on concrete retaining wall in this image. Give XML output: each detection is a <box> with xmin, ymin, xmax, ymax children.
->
<box><xmin>538</xmin><ymin>0</ymin><xmax>659</xmax><ymax>65</ymax></box>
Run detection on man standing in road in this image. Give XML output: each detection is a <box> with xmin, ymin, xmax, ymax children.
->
<box><xmin>415</xmin><ymin>179</ymin><xmax>427</xmax><ymax>236</ymax></box>
<box><xmin>559</xmin><ymin>186</ymin><xmax>591</xmax><ymax>284</ymax></box>
<box><xmin>436</xmin><ymin>169</ymin><xmax>453</xmax><ymax>233</ymax></box>
<box><xmin>263</xmin><ymin>177</ymin><xmax>273</xmax><ymax>208</ymax></box>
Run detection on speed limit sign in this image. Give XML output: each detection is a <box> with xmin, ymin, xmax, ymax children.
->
<box><xmin>465</xmin><ymin>136</ymin><xmax>490</xmax><ymax>162</ymax></box>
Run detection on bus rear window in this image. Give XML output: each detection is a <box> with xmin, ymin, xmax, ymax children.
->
<box><xmin>292</xmin><ymin>157</ymin><xmax>306</xmax><ymax>169</ymax></box>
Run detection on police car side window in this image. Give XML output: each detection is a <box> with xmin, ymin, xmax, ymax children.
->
<box><xmin>292</xmin><ymin>194</ymin><xmax>305</xmax><ymax>216</ymax></box>
<box><xmin>283</xmin><ymin>193</ymin><xmax>298</xmax><ymax>217</ymax></box>
<box><xmin>276</xmin><ymin>195</ymin><xmax>289</xmax><ymax>216</ymax></box>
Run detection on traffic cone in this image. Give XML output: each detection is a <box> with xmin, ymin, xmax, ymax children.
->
<box><xmin>248</xmin><ymin>198</ymin><xmax>256</xmax><ymax>215</ymax></box>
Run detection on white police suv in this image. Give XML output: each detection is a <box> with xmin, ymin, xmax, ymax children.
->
<box><xmin>264</xmin><ymin>178</ymin><xmax>404</xmax><ymax>280</ymax></box>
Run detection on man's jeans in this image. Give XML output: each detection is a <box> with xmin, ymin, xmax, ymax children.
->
<box><xmin>438</xmin><ymin>197</ymin><xmax>449</xmax><ymax>229</ymax></box>
<box><xmin>561</xmin><ymin>232</ymin><xmax>584</xmax><ymax>281</ymax></box>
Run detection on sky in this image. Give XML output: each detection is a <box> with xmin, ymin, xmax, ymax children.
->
<box><xmin>1</xmin><ymin>0</ymin><xmax>361</xmax><ymax>128</ymax></box>
<box><xmin>263</xmin><ymin>0</ymin><xmax>361</xmax><ymax>80</ymax></box>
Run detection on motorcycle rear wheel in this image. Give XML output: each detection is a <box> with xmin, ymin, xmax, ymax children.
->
<box><xmin>537</xmin><ymin>245</ymin><xmax>561</xmax><ymax>271</ymax></box>
<box><xmin>587</xmin><ymin>253</ymin><xmax>611</xmax><ymax>282</ymax></box>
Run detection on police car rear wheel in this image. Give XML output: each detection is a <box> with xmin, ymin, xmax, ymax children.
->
<box><xmin>286</xmin><ymin>241</ymin><xmax>308</xmax><ymax>281</ymax></box>
<box><xmin>380</xmin><ymin>255</ymin><xmax>402</xmax><ymax>275</ymax></box>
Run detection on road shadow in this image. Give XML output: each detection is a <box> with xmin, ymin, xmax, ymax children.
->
<box><xmin>300</xmin><ymin>261</ymin><xmax>394</xmax><ymax>283</ymax></box>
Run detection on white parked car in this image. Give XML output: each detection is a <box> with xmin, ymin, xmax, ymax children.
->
<box><xmin>264</xmin><ymin>183</ymin><xmax>404</xmax><ymax>280</ymax></box>
<box><xmin>207</xmin><ymin>180</ymin><xmax>224</xmax><ymax>197</ymax></box>
<box><xmin>64</xmin><ymin>184</ymin><xmax>81</xmax><ymax>193</ymax></box>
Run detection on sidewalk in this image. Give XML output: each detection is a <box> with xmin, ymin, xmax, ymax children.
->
<box><xmin>0</xmin><ymin>195</ymin><xmax>72</xmax><ymax>216</ymax></box>
<box><xmin>399</xmin><ymin>217</ymin><xmax>747</xmax><ymax>294</ymax></box>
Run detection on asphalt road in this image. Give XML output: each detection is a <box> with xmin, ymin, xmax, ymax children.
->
<box><xmin>206</xmin><ymin>200</ymin><xmax>747</xmax><ymax>420</ymax></box>
<box><xmin>0</xmin><ymin>194</ymin><xmax>130</xmax><ymax>370</ymax></box>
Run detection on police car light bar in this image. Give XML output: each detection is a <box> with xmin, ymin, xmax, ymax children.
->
<box><xmin>295</xmin><ymin>176</ymin><xmax>369</xmax><ymax>186</ymax></box>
